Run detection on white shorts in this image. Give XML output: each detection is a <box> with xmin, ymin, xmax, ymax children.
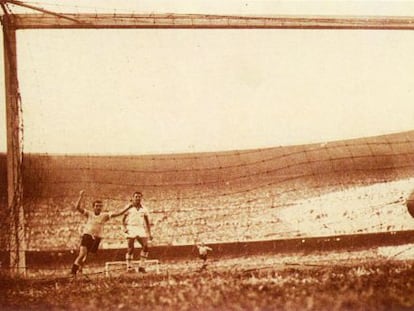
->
<box><xmin>126</xmin><ymin>225</ymin><xmax>147</xmax><ymax>238</ymax></box>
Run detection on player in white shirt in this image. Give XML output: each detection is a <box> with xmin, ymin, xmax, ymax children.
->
<box><xmin>197</xmin><ymin>242</ymin><xmax>213</xmax><ymax>271</ymax></box>
<box><xmin>70</xmin><ymin>190</ymin><xmax>131</xmax><ymax>276</ymax></box>
<box><xmin>122</xmin><ymin>191</ymin><xmax>153</xmax><ymax>272</ymax></box>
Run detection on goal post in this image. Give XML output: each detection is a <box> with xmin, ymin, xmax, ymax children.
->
<box><xmin>3</xmin><ymin>14</ymin><xmax>26</xmax><ymax>276</ymax></box>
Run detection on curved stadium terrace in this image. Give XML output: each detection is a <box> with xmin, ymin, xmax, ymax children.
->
<box><xmin>0</xmin><ymin>130</ymin><xmax>414</xmax><ymax>252</ymax></box>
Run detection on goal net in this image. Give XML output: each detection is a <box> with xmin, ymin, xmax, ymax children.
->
<box><xmin>1</xmin><ymin>24</ymin><xmax>414</xmax><ymax>277</ymax></box>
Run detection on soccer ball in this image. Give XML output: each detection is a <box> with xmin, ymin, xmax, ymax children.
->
<box><xmin>406</xmin><ymin>191</ymin><xmax>414</xmax><ymax>218</ymax></box>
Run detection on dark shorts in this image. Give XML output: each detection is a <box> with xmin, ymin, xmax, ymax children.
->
<box><xmin>199</xmin><ymin>254</ymin><xmax>207</xmax><ymax>261</ymax></box>
<box><xmin>81</xmin><ymin>234</ymin><xmax>102</xmax><ymax>253</ymax></box>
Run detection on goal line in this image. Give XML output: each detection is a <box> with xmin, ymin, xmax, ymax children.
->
<box><xmin>105</xmin><ymin>259</ymin><xmax>160</xmax><ymax>276</ymax></box>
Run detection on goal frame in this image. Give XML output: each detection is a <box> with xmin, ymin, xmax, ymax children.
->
<box><xmin>2</xmin><ymin>10</ymin><xmax>414</xmax><ymax>275</ymax></box>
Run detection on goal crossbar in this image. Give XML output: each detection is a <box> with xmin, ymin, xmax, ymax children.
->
<box><xmin>6</xmin><ymin>13</ymin><xmax>414</xmax><ymax>30</ymax></box>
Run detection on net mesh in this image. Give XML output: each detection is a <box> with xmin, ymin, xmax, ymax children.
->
<box><xmin>1</xmin><ymin>130</ymin><xmax>414</xmax><ymax>276</ymax></box>
<box><xmin>0</xmin><ymin>0</ymin><xmax>413</xmax><ymax>282</ymax></box>
<box><xmin>10</xmin><ymin>131</ymin><xmax>414</xmax><ymax>246</ymax></box>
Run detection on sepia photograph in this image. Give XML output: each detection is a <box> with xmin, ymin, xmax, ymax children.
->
<box><xmin>1</xmin><ymin>0</ymin><xmax>414</xmax><ymax>310</ymax></box>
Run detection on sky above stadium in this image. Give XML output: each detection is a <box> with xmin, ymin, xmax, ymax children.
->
<box><xmin>1</xmin><ymin>0</ymin><xmax>414</xmax><ymax>155</ymax></box>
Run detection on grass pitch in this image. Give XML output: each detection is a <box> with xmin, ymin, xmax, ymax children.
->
<box><xmin>2</xmin><ymin>250</ymin><xmax>414</xmax><ymax>311</ymax></box>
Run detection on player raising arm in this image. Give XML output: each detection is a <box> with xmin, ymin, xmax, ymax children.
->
<box><xmin>70</xmin><ymin>190</ymin><xmax>132</xmax><ymax>277</ymax></box>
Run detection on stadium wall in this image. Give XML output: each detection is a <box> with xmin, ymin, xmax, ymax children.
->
<box><xmin>0</xmin><ymin>131</ymin><xmax>414</xmax><ymax>256</ymax></box>
<box><xmin>12</xmin><ymin>230</ymin><xmax>414</xmax><ymax>268</ymax></box>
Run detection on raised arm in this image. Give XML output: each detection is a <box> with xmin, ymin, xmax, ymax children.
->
<box><xmin>110</xmin><ymin>204</ymin><xmax>133</xmax><ymax>218</ymax></box>
<box><xmin>74</xmin><ymin>190</ymin><xmax>86</xmax><ymax>214</ymax></box>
